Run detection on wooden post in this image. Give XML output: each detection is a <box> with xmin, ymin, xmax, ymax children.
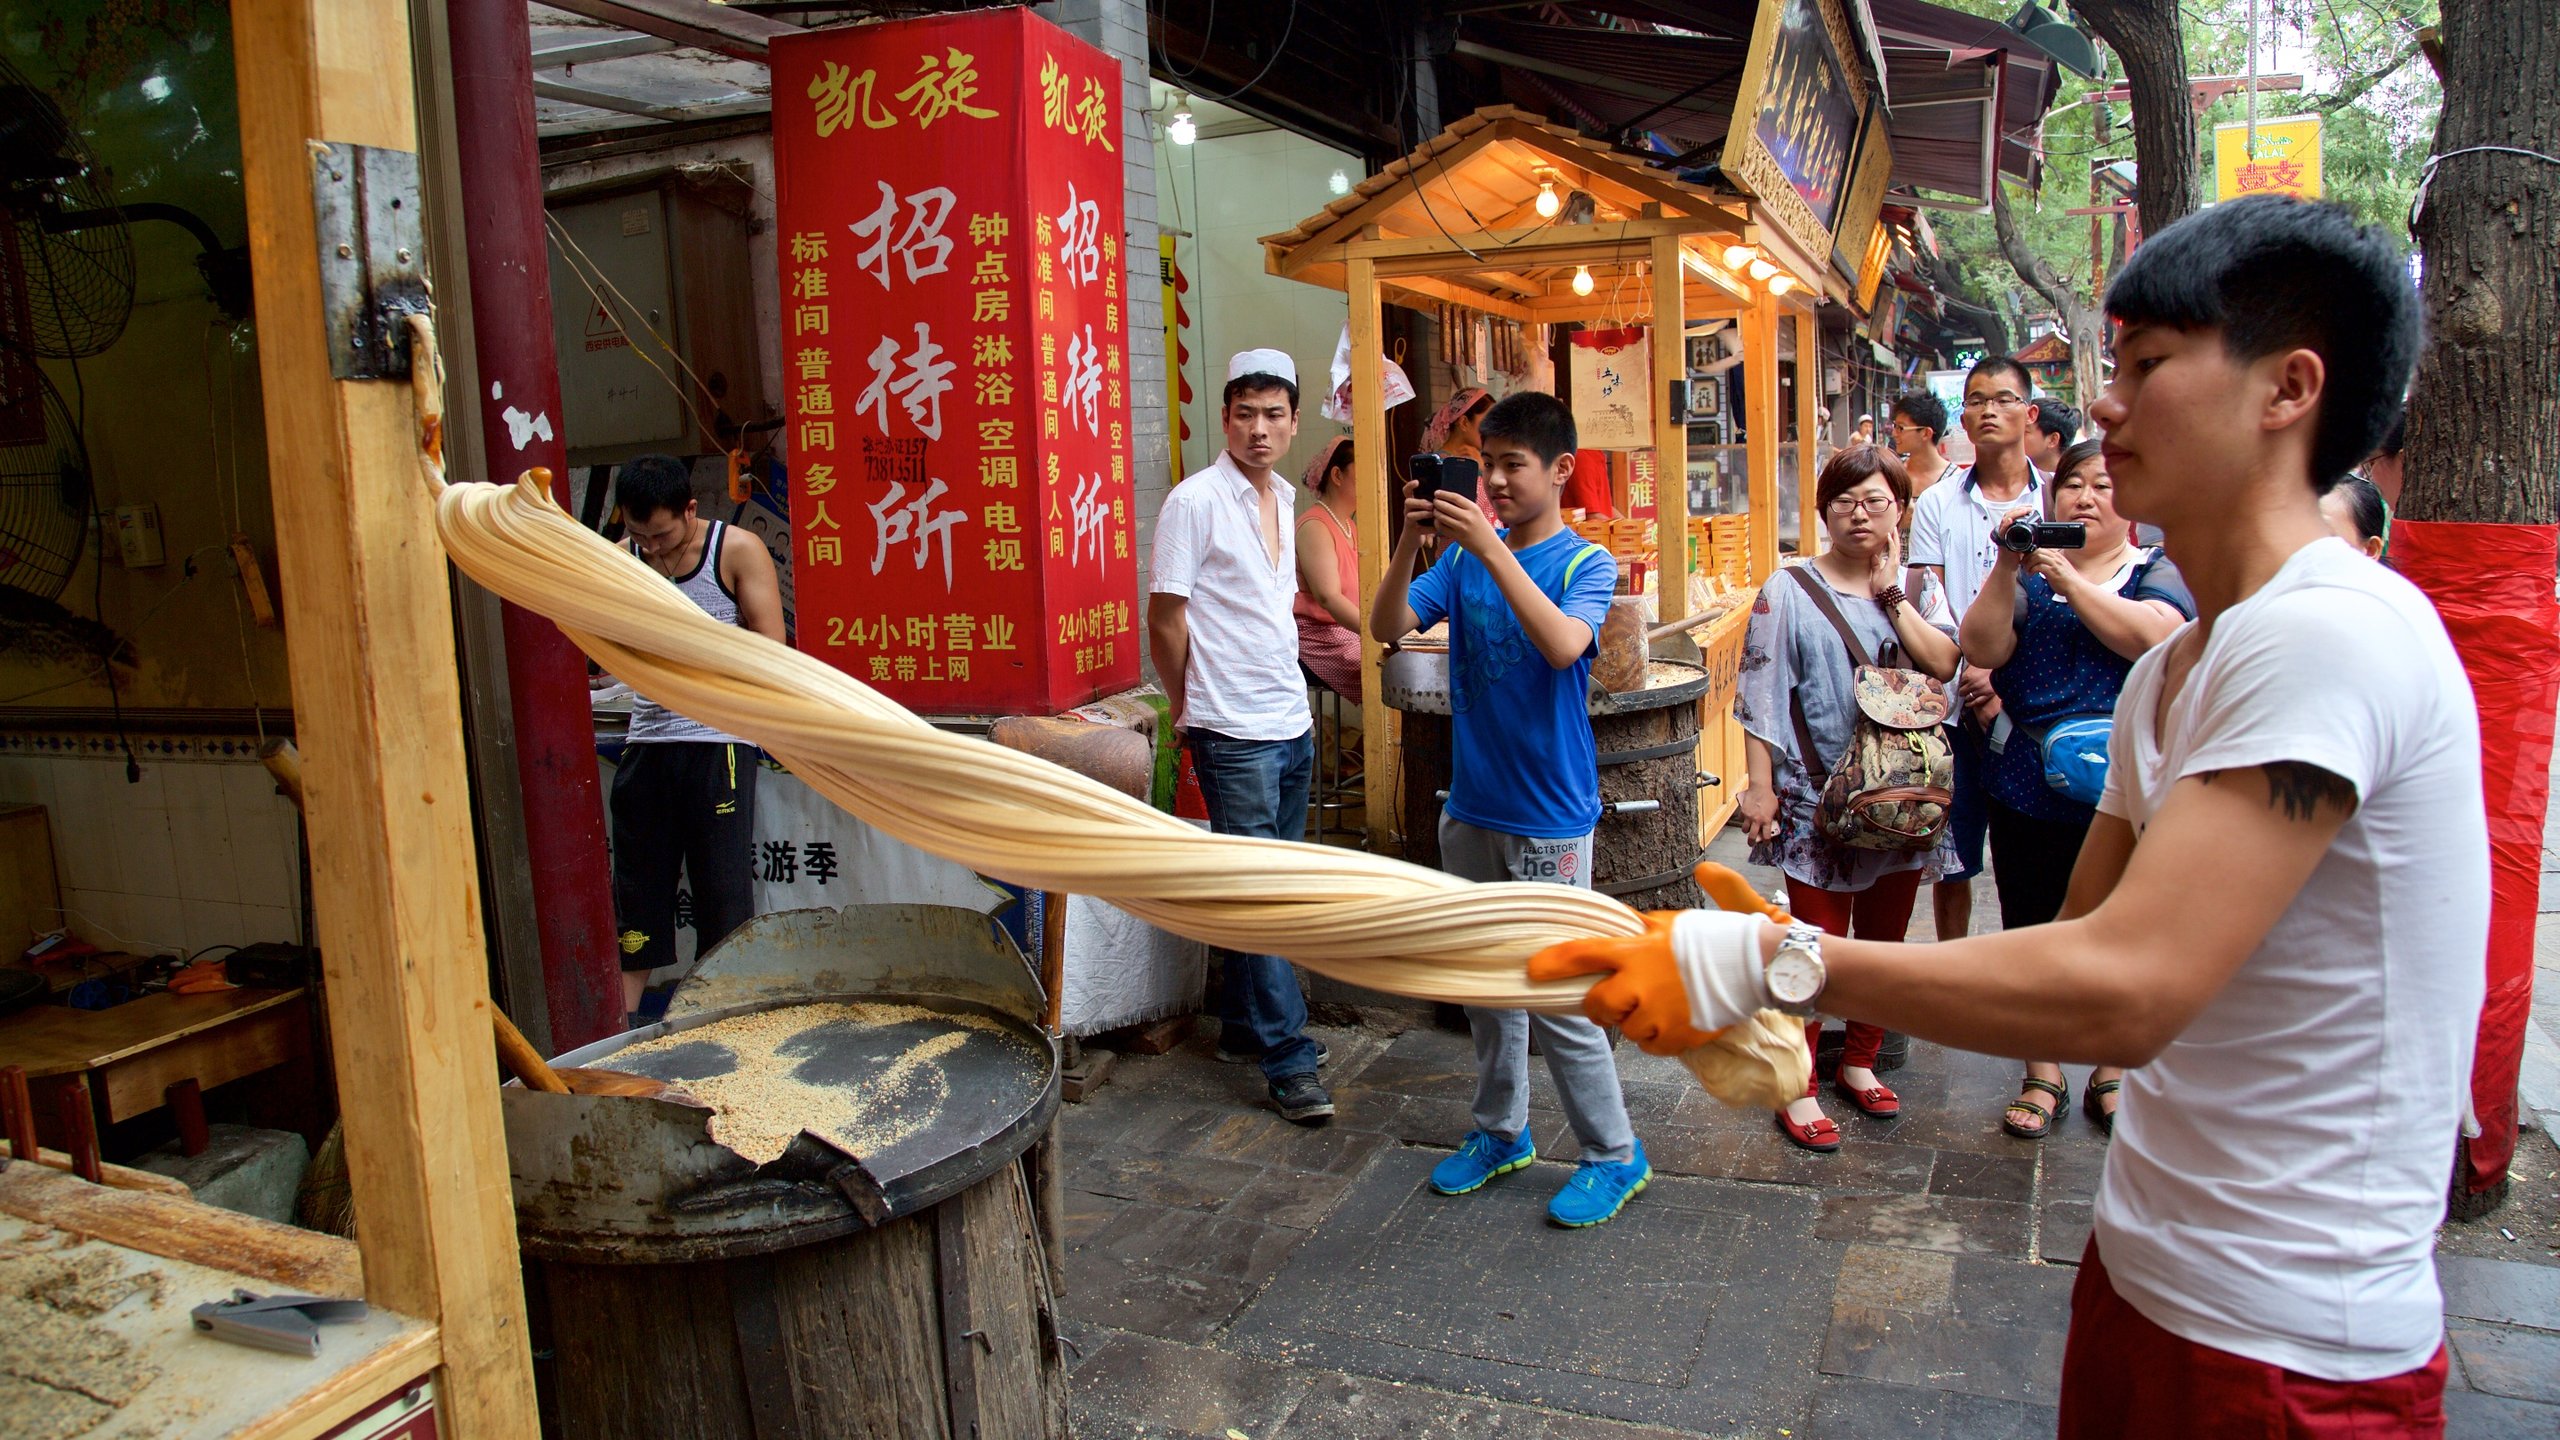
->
<box><xmin>1348</xmin><ymin>256</ymin><xmax>1396</xmax><ymax>852</ymax></box>
<box><xmin>232</xmin><ymin>2</ymin><xmax>539</xmax><ymax>1434</ymax></box>
<box><xmin>1794</xmin><ymin>306</ymin><xmax>1821</xmax><ymax>556</ymax></box>
<box><xmin>1739</xmin><ymin>294</ymin><xmax>1783</xmax><ymax>580</ymax></box>
<box><xmin>1649</xmin><ymin>235</ymin><xmax>1691</xmax><ymax>621</ymax></box>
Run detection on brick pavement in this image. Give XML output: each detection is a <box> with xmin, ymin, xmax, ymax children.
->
<box><xmin>1059</xmin><ymin>830</ymin><xmax>2560</xmax><ymax>1438</ymax></box>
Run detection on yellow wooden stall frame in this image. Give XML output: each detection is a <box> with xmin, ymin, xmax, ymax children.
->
<box><xmin>1260</xmin><ymin>107</ymin><xmax>1817</xmax><ymax>852</ymax></box>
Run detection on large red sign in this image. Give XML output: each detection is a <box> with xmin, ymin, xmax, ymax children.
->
<box><xmin>773</xmin><ymin>10</ymin><xmax>1139</xmax><ymax>713</ymax></box>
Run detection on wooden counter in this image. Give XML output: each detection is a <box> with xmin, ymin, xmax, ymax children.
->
<box><xmin>0</xmin><ymin>1164</ymin><xmax>438</xmax><ymax>1440</ymax></box>
<box><xmin>0</xmin><ymin>988</ymin><xmax>309</xmax><ymax>1125</ymax></box>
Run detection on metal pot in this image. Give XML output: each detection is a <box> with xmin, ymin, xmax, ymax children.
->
<box><xmin>1380</xmin><ymin>642</ymin><xmax>1450</xmax><ymax>714</ymax></box>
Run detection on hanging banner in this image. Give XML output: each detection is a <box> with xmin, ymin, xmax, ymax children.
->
<box><xmin>1568</xmin><ymin>326</ymin><xmax>1652</xmax><ymax>451</ymax></box>
<box><xmin>2214</xmin><ymin>115</ymin><xmax>2324</xmax><ymax>202</ymax></box>
<box><xmin>773</xmin><ymin>9</ymin><xmax>1139</xmax><ymax>714</ymax></box>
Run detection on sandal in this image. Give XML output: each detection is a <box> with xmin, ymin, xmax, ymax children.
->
<box><xmin>2083</xmin><ymin>1078</ymin><xmax>2122</xmax><ymax>1138</ymax></box>
<box><xmin>1776</xmin><ymin>1109</ymin><xmax>1843</xmax><ymax>1153</ymax></box>
<box><xmin>2002</xmin><ymin>1076</ymin><xmax>2069</xmax><ymax>1140</ymax></box>
<box><xmin>1834</xmin><ymin>1078</ymin><xmax>1901</xmax><ymax>1118</ymax></box>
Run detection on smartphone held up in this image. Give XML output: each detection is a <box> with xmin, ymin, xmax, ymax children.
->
<box><xmin>1408</xmin><ymin>452</ymin><xmax>1480</xmax><ymax>529</ymax></box>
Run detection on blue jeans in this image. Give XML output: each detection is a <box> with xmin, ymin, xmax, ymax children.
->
<box><xmin>1944</xmin><ymin>719</ymin><xmax>1989</xmax><ymax>881</ymax></box>
<box><xmin>1188</xmin><ymin>727</ymin><xmax>1319</xmax><ymax>1082</ymax></box>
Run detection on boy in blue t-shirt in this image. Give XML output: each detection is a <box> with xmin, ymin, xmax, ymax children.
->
<box><xmin>1370</xmin><ymin>391</ymin><xmax>1649</xmax><ymax>1227</ymax></box>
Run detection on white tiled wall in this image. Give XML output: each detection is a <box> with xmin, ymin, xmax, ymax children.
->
<box><xmin>0</xmin><ymin>752</ymin><xmax>302</xmax><ymax>958</ymax></box>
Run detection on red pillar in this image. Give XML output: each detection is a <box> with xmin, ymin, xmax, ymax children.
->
<box><xmin>447</xmin><ymin>0</ymin><xmax>624</xmax><ymax>1052</ymax></box>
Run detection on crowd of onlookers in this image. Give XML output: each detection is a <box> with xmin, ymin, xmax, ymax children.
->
<box><xmin>1750</xmin><ymin>362</ymin><xmax>2401</xmax><ymax>1150</ymax></box>
<box><xmin>1145</xmin><ymin>325</ymin><xmax>2410</xmax><ymax>1205</ymax></box>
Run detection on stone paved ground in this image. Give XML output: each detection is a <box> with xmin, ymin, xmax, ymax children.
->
<box><xmin>1057</xmin><ymin>829</ymin><xmax>2560</xmax><ymax>1439</ymax></box>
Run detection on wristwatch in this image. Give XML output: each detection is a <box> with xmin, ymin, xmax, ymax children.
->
<box><xmin>1764</xmin><ymin>922</ymin><xmax>1828</xmax><ymax>1017</ymax></box>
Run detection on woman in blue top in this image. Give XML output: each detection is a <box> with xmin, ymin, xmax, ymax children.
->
<box><xmin>1960</xmin><ymin>439</ymin><xmax>2194</xmax><ymax>1139</ymax></box>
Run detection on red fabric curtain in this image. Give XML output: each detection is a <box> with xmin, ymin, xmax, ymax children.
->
<box><xmin>2393</xmin><ymin>520</ymin><xmax>2560</xmax><ymax>1194</ymax></box>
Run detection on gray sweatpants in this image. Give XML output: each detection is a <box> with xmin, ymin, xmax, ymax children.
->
<box><xmin>1437</xmin><ymin>815</ymin><xmax>1637</xmax><ymax>1164</ymax></box>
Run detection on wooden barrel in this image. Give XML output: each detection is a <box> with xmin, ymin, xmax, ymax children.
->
<box><xmin>1591</xmin><ymin>688</ymin><xmax>1707</xmax><ymax>911</ymax></box>
<box><xmin>529</xmin><ymin>1154</ymin><xmax>1064</xmax><ymax>1440</ymax></box>
<box><xmin>1389</xmin><ymin>663</ymin><xmax>1711</xmax><ymax>912</ymax></box>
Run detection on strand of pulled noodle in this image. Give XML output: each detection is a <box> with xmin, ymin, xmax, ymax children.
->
<box><xmin>401</xmin><ymin>320</ymin><xmax>1806</xmax><ymax>1107</ymax></box>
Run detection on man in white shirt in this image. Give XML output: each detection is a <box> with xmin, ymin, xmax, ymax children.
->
<box><xmin>1888</xmin><ymin>390</ymin><xmax>1952</xmax><ymax>501</ymax></box>
<box><xmin>1539</xmin><ymin>197</ymin><xmax>2480</xmax><ymax>1438</ymax></box>
<box><xmin>1148</xmin><ymin>348</ymin><xmax>1332</xmax><ymax>1124</ymax></box>
<box><xmin>1906</xmin><ymin>356</ymin><xmax>2044</xmax><ymax>947</ymax></box>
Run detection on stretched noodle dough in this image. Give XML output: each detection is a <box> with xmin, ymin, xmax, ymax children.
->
<box><xmin>404</xmin><ymin>328</ymin><xmax>1806</xmax><ymax>1106</ymax></box>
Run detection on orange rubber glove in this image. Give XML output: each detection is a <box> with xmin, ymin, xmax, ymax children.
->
<box><xmin>1526</xmin><ymin>863</ymin><xmax>1791</xmax><ymax>1057</ymax></box>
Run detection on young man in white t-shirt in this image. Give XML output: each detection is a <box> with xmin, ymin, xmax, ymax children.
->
<box><xmin>1148</xmin><ymin>348</ymin><xmax>1333</xmax><ymax>1124</ymax></box>
<box><xmin>1907</xmin><ymin>356</ymin><xmax>2044</xmax><ymax>950</ymax></box>
<box><xmin>1888</xmin><ymin>389</ymin><xmax>1952</xmax><ymax>501</ymax></box>
<box><xmin>1537</xmin><ymin>197</ymin><xmax>2483</xmax><ymax>1437</ymax></box>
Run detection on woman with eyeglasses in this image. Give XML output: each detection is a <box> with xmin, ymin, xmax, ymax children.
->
<box><xmin>1735</xmin><ymin>447</ymin><xmax>1961</xmax><ymax>1151</ymax></box>
<box><xmin>1960</xmin><ymin>439</ymin><xmax>2194</xmax><ymax>1140</ymax></box>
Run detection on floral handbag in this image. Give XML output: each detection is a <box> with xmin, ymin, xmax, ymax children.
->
<box><xmin>1785</xmin><ymin>567</ymin><xmax>1956</xmax><ymax>852</ymax></box>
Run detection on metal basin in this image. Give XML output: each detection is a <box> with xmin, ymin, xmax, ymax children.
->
<box><xmin>502</xmin><ymin>905</ymin><xmax>1058</xmax><ymax>1263</ymax></box>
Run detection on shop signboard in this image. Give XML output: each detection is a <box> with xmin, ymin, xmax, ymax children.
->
<box><xmin>773</xmin><ymin>9</ymin><xmax>1139</xmax><ymax>714</ymax></box>
<box><xmin>1829</xmin><ymin>113</ymin><xmax>1894</xmax><ymax>294</ymax></box>
<box><xmin>1723</xmin><ymin>0</ymin><xmax>1870</xmax><ymax>266</ymax></box>
<box><xmin>2214</xmin><ymin>116</ymin><xmax>2323</xmax><ymax>202</ymax></box>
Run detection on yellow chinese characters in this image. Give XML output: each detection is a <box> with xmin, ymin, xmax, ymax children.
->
<box><xmin>898</xmin><ymin>48</ymin><xmax>999</xmax><ymax>128</ymax></box>
<box><xmin>808</xmin><ymin>61</ymin><xmax>897</xmax><ymax>136</ymax></box>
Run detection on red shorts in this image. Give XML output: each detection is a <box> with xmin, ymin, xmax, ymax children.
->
<box><xmin>2058</xmin><ymin>1238</ymin><xmax>2448</xmax><ymax>1439</ymax></box>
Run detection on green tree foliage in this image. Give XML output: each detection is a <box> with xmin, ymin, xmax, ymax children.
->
<box><xmin>1923</xmin><ymin>0</ymin><xmax>2438</xmax><ymax>350</ymax></box>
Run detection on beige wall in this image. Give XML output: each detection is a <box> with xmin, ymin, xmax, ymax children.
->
<box><xmin>4</xmin><ymin>265</ymin><xmax>289</xmax><ymax>717</ymax></box>
<box><xmin>1158</xmin><ymin>114</ymin><xmax>1355</xmax><ymax>498</ymax></box>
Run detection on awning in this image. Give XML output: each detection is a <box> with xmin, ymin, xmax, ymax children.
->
<box><xmin>1866</xmin><ymin>0</ymin><xmax>2063</xmax><ymax>199</ymax></box>
<box><xmin>1453</xmin><ymin>19</ymin><xmax>1750</xmax><ymax>166</ymax></box>
<box><xmin>1454</xmin><ymin>0</ymin><xmax>2061</xmax><ymax>206</ymax></box>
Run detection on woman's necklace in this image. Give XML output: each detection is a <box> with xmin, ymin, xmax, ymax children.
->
<box><xmin>1320</xmin><ymin>494</ymin><xmax>1354</xmax><ymax>528</ymax></box>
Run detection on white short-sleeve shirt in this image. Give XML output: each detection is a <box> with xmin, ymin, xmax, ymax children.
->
<box><xmin>2092</xmin><ymin>537</ymin><xmax>2488</xmax><ymax>1381</ymax></box>
<box><xmin>1149</xmin><ymin>451</ymin><xmax>1313</xmax><ymax>740</ymax></box>
<box><xmin>1906</xmin><ymin>462</ymin><xmax>2044</xmax><ymax>619</ymax></box>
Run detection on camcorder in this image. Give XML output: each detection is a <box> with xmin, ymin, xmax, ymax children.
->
<box><xmin>1408</xmin><ymin>452</ymin><xmax>1481</xmax><ymax>528</ymax></box>
<box><xmin>1998</xmin><ymin>518</ymin><xmax>2086</xmax><ymax>554</ymax></box>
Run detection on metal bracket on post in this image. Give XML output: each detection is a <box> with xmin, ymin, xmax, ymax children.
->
<box><xmin>310</xmin><ymin>143</ymin><xmax>429</xmax><ymax>380</ymax></box>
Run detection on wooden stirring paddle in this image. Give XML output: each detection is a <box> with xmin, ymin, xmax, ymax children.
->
<box><xmin>490</xmin><ymin>1008</ymin><xmax>698</xmax><ymax>1103</ymax></box>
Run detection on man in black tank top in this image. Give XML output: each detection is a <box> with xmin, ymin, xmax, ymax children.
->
<box><xmin>607</xmin><ymin>455</ymin><xmax>785</xmax><ymax>1024</ymax></box>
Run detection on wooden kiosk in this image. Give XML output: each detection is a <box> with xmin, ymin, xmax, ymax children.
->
<box><xmin>0</xmin><ymin>3</ymin><xmax>541</xmax><ymax>1436</ymax></box>
<box><xmin>1260</xmin><ymin>107</ymin><xmax>1834</xmax><ymax>853</ymax></box>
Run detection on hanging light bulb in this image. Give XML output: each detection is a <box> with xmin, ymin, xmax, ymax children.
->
<box><xmin>1768</xmin><ymin>273</ymin><xmax>1798</xmax><ymax>296</ymax></box>
<box><xmin>1570</xmin><ymin>265</ymin><xmax>1596</xmax><ymax>297</ymax></box>
<box><xmin>1535</xmin><ymin>181</ymin><xmax>1562</xmax><ymax>219</ymax></box>
<box><xmin>1328</xmin><ymin>169</ymin><xmax>1352</xmax><ymax>196</ymax></box>
<box><xmin>1168</xmin><ymin>96</ymin><xmax>1196</xmax><ymax>146</ymax></box>
<box><xmin>1722</xmin><ymin>243</ymin><xmax>1756</xmax><ymax>270</ymax></box>
<box><xmin>1748</xmin><ymin>257</ymin><xmax>1777</xmax><ymax>283</ymax></box>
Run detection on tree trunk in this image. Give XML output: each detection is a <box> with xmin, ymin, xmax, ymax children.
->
<box><xmin>2398</xmin><ymin>0</ymin><xmax>2560</xmax><ymax>1215</ymax></box>
<box><xmin>2072</xmin><ymin>0</ymin><xmax>2197</xmax><ymax>234</ymax></box>
<box><xmin>1991</xmin><ymin>179</ymin><xmax>2107</xmax><ymax>407</ymax></box>
<box><xmin>2402</xmin><ymin>12</ymin><xmax>2559</xmax><ymax>524</ymax></box>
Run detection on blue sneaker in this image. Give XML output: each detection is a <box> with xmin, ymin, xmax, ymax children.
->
<box><xmin>1428</xmin><ymin>1129</ymin><xmax>1536</xmax><ymax>1195</ymax></box>
<box><xmin>1547</xmin><ymin>1140</ymin><xmax>1651</xmax><ymax>1227</ymax></box>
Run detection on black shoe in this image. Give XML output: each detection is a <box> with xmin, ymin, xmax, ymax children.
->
<box><xmin>1270</xmin><ymin>1073</ymin><xmax>1336</xmax><ymax>1125</ymax></box>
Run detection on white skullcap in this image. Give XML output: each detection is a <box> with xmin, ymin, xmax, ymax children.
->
<box><xmin>1227</xmin><ymin>348</ymin><xmax>1297</xmax><ymax>385</ymax></box>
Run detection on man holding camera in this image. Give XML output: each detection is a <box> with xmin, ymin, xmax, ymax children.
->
<box><xmin>1148</xmin><ymin>348</ymin><xmax>1332</xmax><ymax>1124</ymax></box>
<box><xmin>1906</xmin><ymin>355</ymin><xmax>2045</xmax><ymax>947</ymax></box>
